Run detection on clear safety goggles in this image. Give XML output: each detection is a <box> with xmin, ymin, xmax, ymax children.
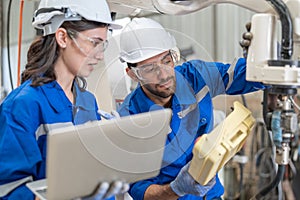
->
<box><xmin>67</xmin><ymin>29</ymin><xmax>108</xmax><ymax>57</ymax></box>
<box><xmin>131</xmin><ymin>51</ymin><xmax>175</xmax><ymax>80</ymax></box>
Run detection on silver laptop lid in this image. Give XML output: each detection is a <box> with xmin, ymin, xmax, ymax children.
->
<box><xmin>46</xmin><ymin>109</ymin><xmax>172</xmax><ymax>200</ymax></box>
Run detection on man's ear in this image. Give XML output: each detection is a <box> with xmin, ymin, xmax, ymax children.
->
<box><xmin>55</xmin><ymin>28</ymin><xmax>68</xmax><ymax>48</ymax></box>
<box><xmin>126</xmin><ymin>68</ymin><xmax>139</xmax><ymax>82</ymax></box>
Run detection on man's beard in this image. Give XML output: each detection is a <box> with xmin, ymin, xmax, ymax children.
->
<box><xmin>142</xmin><ymin>76</ymin><xmax>176</xmax><ymax>99</ymax></box>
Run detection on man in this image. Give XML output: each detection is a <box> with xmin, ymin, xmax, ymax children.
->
<box><xmin>117</xmin><ymin>17</ymin><xmax>264</xmax><ymax>200</ymax></box>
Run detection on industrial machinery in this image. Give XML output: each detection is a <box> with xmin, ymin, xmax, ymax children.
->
<box><xmin>107</xmin><ymin>0</ymin><xmax>300</xmax><ymax>199</ymax></box>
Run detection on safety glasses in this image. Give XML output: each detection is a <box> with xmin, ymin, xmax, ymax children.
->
<box><xmin>130</xmin><ymin>51</ymin><xmax>175</xmax><ymax>80</ymax></box>
<box><xmin>67</xmin><ymin>29</ymin><xmax>108</xmax><ymax>57</ymax></box>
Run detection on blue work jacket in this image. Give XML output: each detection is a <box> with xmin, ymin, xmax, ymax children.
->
<box><xmin>118</xmin><ymin>58</ymin><xmax>265</xmax><ymax>200</ymax></box>
<box><xmin>0</xmin><ymin>80</ymin><xmax>101</xmax><ymax>200</ymax></box>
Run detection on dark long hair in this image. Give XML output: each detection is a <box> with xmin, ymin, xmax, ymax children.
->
<box><xmin>21</xmin><ymin>19</ymin><xmax>108</xmax><ymax>88</ymax></box>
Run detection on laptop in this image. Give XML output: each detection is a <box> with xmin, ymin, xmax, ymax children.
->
<box><xmin>27</xmin><ymin>109</ymin><xmax>172</xmax><ymax>200</ymax></box>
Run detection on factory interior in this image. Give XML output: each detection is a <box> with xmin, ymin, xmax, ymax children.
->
<box><xmin>0</xmin><ymin>0</ymin><xmax>300</xmax><ymax>200</ymax></box>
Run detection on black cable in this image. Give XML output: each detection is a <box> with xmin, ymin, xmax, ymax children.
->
<box><xmin>238</xmin><ymin>163</ymin><xmax>244</xmax><ymax>197</ymax></box>
<box><xmin>7</xmin><ymin>0</ymin><xmax>14</xmax><ymax>90</ymax></box>
<box><xmin>266</xmin><ymin>0</ymin><xmax>293</xmax><ymax>59</ymax></box>
<box><xmin>241</xmin><ymin>94</ymin><xmax>248</xmax><ymax>108</ymax></box>
<box><xmin>250</xmin><ymin>164</ymin><xmax>285</xmax><ymax>199</ymax></box>
<box><xmin>262</xmin><ymin>89</ymin><xmax>269</xmax><ymax>125</ymax></box>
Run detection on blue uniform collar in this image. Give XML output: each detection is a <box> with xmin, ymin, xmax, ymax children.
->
<box><xmin>41</xmin><ymin>80</ymin><xmax>94</xmax><ymax>113</ymax></box>
<box><xmin>73</xmin><ymin>82</ymin><xmax>95</xmax><ymax>111</ymax></box>
<box><xmin>173</xmin><ymin>70</ymin><xmax>197</xmax><ymax>106</ymax></box>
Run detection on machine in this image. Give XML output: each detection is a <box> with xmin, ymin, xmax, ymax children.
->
<box><xmin>107</xmin><ymin>0</ymin><xmax>300</xmax><ymax>199</ymax></box>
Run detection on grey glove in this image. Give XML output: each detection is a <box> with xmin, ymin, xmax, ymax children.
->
<box><xmin>77</xmin><ymin>181</ymin><xmax>129</xmax><ymax>200</ymax></box>
<box><xmin>170</xmin><ymin>162</ymin><xmax>216</xmax><ymax>197</ymax></box>
<box><xmin>239</xmin><ymin>22</ymin><xmax>252</xmax><ymax>58</ymax></box>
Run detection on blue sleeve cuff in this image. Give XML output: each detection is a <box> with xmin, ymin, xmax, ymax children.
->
<box><xmin>128</xmin><ymin>181</ymin><xmax>153</xmax><ymax>200</ymax></box>
<box><xmin>2</xmin><ymin>184</ymin><xmax>35</xmax><ymax>200</ymax></box>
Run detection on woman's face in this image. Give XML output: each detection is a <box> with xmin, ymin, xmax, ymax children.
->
<box><xmin>59</xmin><ymin>26</ymin><xmax>108</xmax><ymax>78</ymax></box>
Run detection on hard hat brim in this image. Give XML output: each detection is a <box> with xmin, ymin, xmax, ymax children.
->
<box><xmin>106</xmin><ymin>21</ymin><xmax>123</xmax><ymax>30</ymax></box>
<box><xmin>120</xmin><ymin>49</ymin><xmax>170</xmax><ymax>64</ymax></box>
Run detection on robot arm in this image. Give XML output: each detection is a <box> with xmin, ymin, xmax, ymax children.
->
<box><xmin>107</xmin><ymin>0</ymin><xmax>276</xmax><ymax>15</ymax></box>
<box><xmin>108</xmin><ymin>0</ymin><xmax>300</xmax><ymax>85</ymax></box>
<box><xmin>109</xmin><ymin>0</ymin><xmax>300</xmax><ymax>82</ymax></box>
<box><xmin>152</xmin><ymin>0</ymin><xmax>277</xmax><ymax>15</ymax></box>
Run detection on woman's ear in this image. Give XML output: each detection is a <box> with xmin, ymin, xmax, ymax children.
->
<box><xmin>126</xmin><ymin>67</ymin><xmax>139</xmax><ymax>82</ymax></box>
<box><xmin>55</xmin><ymin>28</ymin><xmax>68</xmax><ymax>48</ymax></box>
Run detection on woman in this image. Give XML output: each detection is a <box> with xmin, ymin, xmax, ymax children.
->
<box><xmin>0</xmin><ymin>0</ymin><xmax>126</xmax><ymax>199</ymax></box>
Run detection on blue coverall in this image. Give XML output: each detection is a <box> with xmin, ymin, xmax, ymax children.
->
<box><xmin>118</xmin><ymin>58</ymin><xmax>265</xmax><ymax>200</ymax></box>
<box><xmin>0</xmin><ymin>80</ymin><xmax>101</xmax><ymax>199</ymax></box>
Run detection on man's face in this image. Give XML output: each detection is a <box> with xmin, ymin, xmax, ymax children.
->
<box><xmin>133</xmin><ymin>51</ymin><xmax>176</xmax><ymax>99</ymax></box>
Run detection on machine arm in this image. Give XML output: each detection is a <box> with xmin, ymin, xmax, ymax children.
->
<box><xmin>107</xmin><ymin>0</ymin><xmax>277</xmax><ymax>16</ymax></box>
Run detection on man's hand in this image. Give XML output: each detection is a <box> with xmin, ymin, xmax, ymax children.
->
<box><xmin>239</xmin><ymin>22</ymin><xmax>252</xmax><ymax>58</ymax></box>
<box><xmin>170</xmin><ymin>162</ymin><xmax>216</xmax><ymax>197</ymax></box>
<box><xmin>77</xmin><ymin>181</ymin><xmax>129</xmax><ymax>200</ymax></box>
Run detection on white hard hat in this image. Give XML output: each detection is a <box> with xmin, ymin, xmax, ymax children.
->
<box><xmin>119</xmin><ymin>17</ymin><xmax>176</xmax><ymax>64</ymax></box>
<box><xmin>32</xmin><ymin>0</ymin><xmax>122</xmax><ymax>36</ymax></box>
